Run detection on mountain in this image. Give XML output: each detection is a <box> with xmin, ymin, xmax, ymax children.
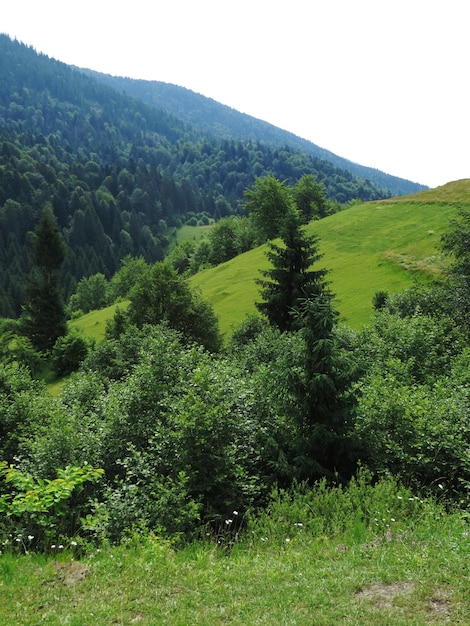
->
<box><xmin>0</xmin><ymin>34</ymin><xmax>422</xmax><ymax>318</ymax></box>
<box><xmin>79</xmin><ymin>69</ymin><xmax>427</xmax><ymax>198</ymax></box>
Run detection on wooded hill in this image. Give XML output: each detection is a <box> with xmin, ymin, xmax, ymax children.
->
<box><xmin>79</xmin><ymin>69</ymin><xmax>428</xmax><ymax>198</ymax></box>
<box><xmin>0</xmin><ymin>34</ymin><xmax>425</xmax><ymax>317</ymax></box>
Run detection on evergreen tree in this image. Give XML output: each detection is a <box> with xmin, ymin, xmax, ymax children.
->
<box><xmin>256</xmin><ymin>211</ymin><xmax>329</xmax><ymax>332</ymax></box>
<box><xmin>21</xmin><ymin>205</ymin><xmax>67</xmax><ymax>352</ymax></box>
<box><xmin>290</xmin><ymin>293</ymin><xmax>354</xmax><ymax>481</ymax></box>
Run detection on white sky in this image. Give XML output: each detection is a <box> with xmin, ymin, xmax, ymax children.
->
<box><xmin>2</xmin><ymin>0</ymin><xmax>469</xmax><ymax>188</ymax></box>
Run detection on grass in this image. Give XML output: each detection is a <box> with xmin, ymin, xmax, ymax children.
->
<box><xmin>191</xmin><ymin>180</ymin><xmax>470</xmax><ymax>335</ymax></box>
<box><xmin>43</xmin><ymin>302</ymin><xmax>130</xmax><ymax>396</ymax></box>
<box><xmin>176</xmin><ymin>223</ymin><xmax>214</xmax><ymax>243</ymax></box>
<box><xmin>59</xmin><ymin>181</ymin><xmax>470</xmax><ymax>343</ymax></box>
<box><xmin>1</xmin><ymin>475</ymin><xmax>469</xmax><ymax>625</ymax></box>
<box><xmin>69</xmin><ymin>301</ymin><xmax>130</xmax><ymax>344</ymax></box>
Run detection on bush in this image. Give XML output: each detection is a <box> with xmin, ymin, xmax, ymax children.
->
<box><xmin>0</xmin><ymin>461</ymin><xmax>103</xmax><ymax>551</ymax></box>
<box><xmin>52</xmin><ymin>331</ymin><xmax>91</xmax><ymax>377</ymax></box>
<box><xmin>354</xmin><ymin>358</ymin><xmax>470</xmax><ymax>496</ymax></box>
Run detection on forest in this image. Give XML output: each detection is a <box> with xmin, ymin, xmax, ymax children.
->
<box><xmin>0</xmin><ymin>33</ymin><xmax>422</xmax><ymax>318</ymax></box>
<box><xmin>1</xmin><ymin>166</ymin><xmax>470</xmax><ymax>554</ymax></box>
<box><xmin>1</xmin><ymin>33</ymin><xmax>470</xmax><ymax>566</ymax></box>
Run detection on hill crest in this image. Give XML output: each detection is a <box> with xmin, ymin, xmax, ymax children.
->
<box><xmin>79</xmin><ymin>68</ymin><xmax>428</xmax><ymax>198</ymax></box>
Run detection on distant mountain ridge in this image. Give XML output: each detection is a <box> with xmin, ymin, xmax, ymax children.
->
<box><xmin>79</xmin><ymin>69</ymin><xmax>428</xmax><ymax>197</ymax></box>
<box><xmin>0</xmin><ymin>34</ymin><xmax>428</xmax><ymax>317</ymax></box>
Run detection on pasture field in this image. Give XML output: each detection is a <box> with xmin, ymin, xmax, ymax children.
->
<box><xmin>191</xmin><ymin>181</ymin><xmax>470</xmax><ymax>335</ymax></box>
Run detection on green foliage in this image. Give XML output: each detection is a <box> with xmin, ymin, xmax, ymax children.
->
<box><xmin>354</xmin><ymin>364</ymin><xmax>470</xmax><ymax>496</ymax></box>
<box><xmin>73</xmin><ymin>325</ymin><xmax>267</xmax><ymax>540</ymax></box>
<box><xmin>126</xmin><ymin>262</ymin><xmax>222</xmax><ymax>351</ymax></box>
<box><xmin>0</xmin><ymin>461</ymin><xmax>103</xmax><ymax>549</ymax></box>
<box><xmin>351</xmin><ymin>309</ymin><xmax>470</xmax><ymax>495</ymax></box>
<box><xmin>248</xmin><ymin>469</ymin><xmax>427</xmax><ymax>546</ymax></box>
<box><xmin>29</xmin><ymin>205</ymin><xmax>66</xmax><ymax>277</ymax></box>
<box><xmin>21</xmin><ymin>206</ymin><xmax>67</xmax><ymax>352</ymax></box>
<box><xmin>293</xmin><ymin>173</ymin><xmax>328</xmax><ymax>222</ymax></box>
<box><xmin>440</xmin><ymin>207</ymin><xmax>470</xmax><ymax>331</ymax></box>
<box><xmin>69</xmin><ymin>273</ymin><xmax>109</xmax><ymax>314</ymax></box>
<box><xmin>243</xmin><ymin>175</ymin><xmax>296</xmax><ymax>240</ymax></box>
<box><xmin>51</xmin><ymin>331</ymin><xmax>92</xmax><ymax>378</ymax></box>
<box><xmin>100</xmin><ymin>455</ymin><xmax>201</xmax><ymax>544</ymax></box>
<box><xmin>0</xmin><ymin>363</ymin><xmax>53</xmax><ymax>463</ymax></box>
<box><xmin>256</xmin><ymin>212</ymin><xmax>330</xmax><ymax>332</ymax></box>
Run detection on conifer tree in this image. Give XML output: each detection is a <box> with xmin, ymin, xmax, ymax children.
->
<box><xmin>22</xmin><ymin>205</ymin><xmax>67</xmax><ymax>352</ymax></box>
<box><xmin>256</xmin><ymin>210</ymin><xmax>329</xmax><ymax>332</ymax></box>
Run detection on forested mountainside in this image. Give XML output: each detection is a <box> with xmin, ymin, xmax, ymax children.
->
<box><xmin>82</xmin><ymin>70</ymin><xmax>428</xmax><ymax>197</ymax></box>
<box><xmin>1</xmin><ymin>34</ymin><xmax>395</xmax><ymax>317</ymax></box>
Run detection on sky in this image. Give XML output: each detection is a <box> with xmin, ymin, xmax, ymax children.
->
<box><xmin>2</xmin><ymin>0</ymin><xmax>469</xmax><ymax>188</ymax></box>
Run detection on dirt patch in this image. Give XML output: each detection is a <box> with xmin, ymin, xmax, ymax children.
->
<box><xmin>356</xmin><ymin>582</ymin><xmax>452</xmax><ymax>621</ymax></box>
<box><xmin>52</xmin><ymin>560</ymin><xmax>91</xmax><ymax>586</ymax></box>
<box><xmin>356</xmin><ymin>581</ymin><xmax>415</xmax><ymax>609</ymax></box>
<box><xmin>428</xmin><ymin>594</ymin><xmax>452</xmax><ymax>621</ymax></box>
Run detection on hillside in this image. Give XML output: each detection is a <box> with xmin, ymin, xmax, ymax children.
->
<box><xmin>0</xmin><ymin>34</ymin><xmax>392</xmax><ymax>318</ymax></box>
<box><xmin>80</xmin><ymin>69</ymin><xmax>428</xmax><ymax>198</ymax></box>
<box><xmin>190</xmin><ymin>180</ymin><xmax>470</xmax><ymax>334</ymax></box>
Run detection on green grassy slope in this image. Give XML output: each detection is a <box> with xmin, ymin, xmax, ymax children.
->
<box><xmin>190</xmin><ymin>180</ymin><xmax>470</xmax><ymax>335</ymax></box>
<box><xmin>70</xmin><ymin>302</ymin><xmax>129</xmax><ymax>344</ymax></box>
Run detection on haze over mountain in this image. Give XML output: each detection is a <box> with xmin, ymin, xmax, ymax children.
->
<box><xmin>80</xmin><ymin>69</ymin><xmax>427</xmax><ymax>198</ymax></box>
<box><xmin>0</xmin><ymin>34</ymin><xmax>426</xmax><ymax>318</ymax></box>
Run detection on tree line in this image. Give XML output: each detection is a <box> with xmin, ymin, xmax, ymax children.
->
<box><xmin>0</xmin><ymin>34</ymin><xmax>389</xmax><ymax>317</ymax></box>
<box><xmin>1</xmin><ymin>176</ymin><xmax>470</xmax><ymax>550</ymax></box>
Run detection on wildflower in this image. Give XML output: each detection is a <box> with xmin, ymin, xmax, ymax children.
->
<box><xmin>51</xmin><ymin>544</ymin><xmax>56</xmax><ymax>549</ymax></box>
<box><xmin>58</xmin><ymin>544</ymin><xmax>64</xmax><ymax>549</ymax></box>
<box><xmin>27</xmin><ymin>535</ymin><xmax>34</xmax><ymax>541</ymax></box>
<box><xmin>71</xmin><ymin>541</ymin><xmax>77</xmax><ymax>546</ymax></box>
<box><xmin>294</xmin><ymin>523</ymin><xmax>303</xmax><ymax>527</ymax></box>
<box><xmin>438</xmin><ymin>484</ymin><xmax>444</xmax><ymax>489</ymax></box>
<box><xmin>233</xmin><ymin>510</ymin><xmax>239</xmax><ymax>516</ymax></box>
<box><xmin>391</xmin><ymin>518</ymin><xmax>395</xmax><ymax>522</ymax></box>
<box><xmin>225</xmin><ymin>519</ymin><xmax>233</xmax><ymax>525</ymax></box>
<box><xmin>397</xmin><ymin>496</ymin><xmax>403</xmax><ymax>500</ymax></box>
<box><xmin>285</xmin><ymin>538</ymin><xmax>291</xmax><ymax>543</ymax></box>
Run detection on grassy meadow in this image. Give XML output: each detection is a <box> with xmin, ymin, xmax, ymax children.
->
<box><xmin>67</xmin><ymin>180</ymin><xmax>470</xmax><ymax>343</ymax></box>
<box><xmin>191</xmin><ymin>181</ymin><xmax>470</xmax><ymax>335</ymax></box>
<box><xmin>1</xmin><ymin>474</ymin><xmax>469</xmax><ymax>625</ymax></box>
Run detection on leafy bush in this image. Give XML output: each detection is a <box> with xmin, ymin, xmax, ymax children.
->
<box><xmin>99</xmin><ymin>451</ymin><xmax>201</xmax><ymax>544</ymax></box>
<box><xmin>126</xmin><ymin>262</ymin><xmax>222</xmax><ymax>352</ymax></box>
<box><xmin>51</xmin><ymin>331</ymin><xmax>91</xmax><ymax>377</ymax></box>
<box><xmin>0</xmin><ymin>461</ymin><xmax>103</xmax><ymax>550</ymax></box>
<box><xmin>354</xmin><ymin>361</ymin><xmax>470</xmax><ymax>496</ymax></box>
<box><xmin>0</xmin><ymin>364</ymin><xmax>53</xmax><ymax>463</ymax></box>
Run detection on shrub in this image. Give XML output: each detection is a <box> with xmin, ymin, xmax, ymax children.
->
<box><xmin>52</xmin><ymin>331</ymin><xmax>91</xmax><ymax>377</ymax></box>
<box><xmin>0</xmin><ymin>461</ymin><xmax>103</xmax><ymax>550</ymax></box>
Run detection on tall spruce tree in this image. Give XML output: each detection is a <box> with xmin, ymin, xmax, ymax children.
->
<box><xmin>256</xmin><ymin>211</ymin><xmax>329</xmax><ymax>332</ymax></box>
<box><xmin>291</xmin><ymin>294</ymin><xmax>354</xmax><ymax>479</ymax></box>
<box><xmin>257</xmin><ymin>209</ymin><xmax>355</xmax><ymax>480</ymax></box>
<box><xmin>22</xmin><ymin>205</ymin><xmax>67</xmax><ymax>352</ymax></box>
